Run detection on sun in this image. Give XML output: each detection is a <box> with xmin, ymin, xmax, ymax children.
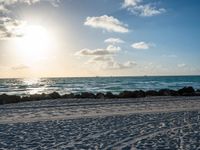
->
<box><xmin>15</xmin><ymin>25</ymin><xmax>53</xmax><ymax>64</ymax></box>
<box><xmin>23</xmin><ymin>25</ymin><xmax>49</xmax><ymax>50</ymax></box>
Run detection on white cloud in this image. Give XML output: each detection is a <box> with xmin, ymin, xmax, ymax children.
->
<box><xmin>75</xmin><ymin>45</ymin><xmax>121</xmax><ymax>56</ymax></box>
<box><xmin>84</xmin><ymin>15</ymin><xmax>129</xmax><ymax>33</ymax></box>
<box><xmin>131</xmin><ymin>41</ymin><xmax>153</xmax><ymax>49</ymax></box>
<box><xmin>130</xmin><ymin>4</ymin><xmax>166</xmax><ymax>17</ymax></box>
<box><xmin>177</xmin><ymin>63</ymin><xmax>186</xmax><ymax>68</ymax></box>
<box><xmin>123</xmin><ymin>0</ymin><xmax>141</xmax><ymax>8</ymax></box>
<box><xmin>104</xmin><ymin>38</ymin><xmax>125</xmax><ymax>44</ymax></box>
<box><xmin>123</xmin><ymin>0</ymin><xmax>165</xmax><ymax>17</ymax></box>
<box><xmin>0</xmin><ymin>17</ymin><xmax>26</xmax><ymax>39</ymax></box>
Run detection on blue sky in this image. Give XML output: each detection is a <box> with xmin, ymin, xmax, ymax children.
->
<box><xmin>0</xmin><ymin>0</ymin><xmax>200</xmax><ymax>77</ymax></box>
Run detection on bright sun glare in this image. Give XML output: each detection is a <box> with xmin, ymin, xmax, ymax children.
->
<box><xmin>23</xmin><ymin>25</ymin><xmax>49</xmax><ymax>50</ymax></box>
<box><xmin>15</xmin><ymin>25</ymin><xmax>53</xmax><ymax>65</ymax></box>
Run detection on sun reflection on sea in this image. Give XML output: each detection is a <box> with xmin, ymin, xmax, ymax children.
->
<box><xmin>23</xmin><ymin>78</ymin><xmax>40</xmax><ymax>85</ymax></box>
<box><xmin>22</xmin><ymin>78</ymin><xmax>46</xmax><ymax>95</ymax></box>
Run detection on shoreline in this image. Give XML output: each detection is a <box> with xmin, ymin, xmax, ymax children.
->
<box><xmin>0</xmin><ymin>86</ymin><xmax>200</xmax><ymax>105</ymax></box>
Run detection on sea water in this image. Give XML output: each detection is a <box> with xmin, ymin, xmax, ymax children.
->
<box><xmin>0</xmin><ymin>76</ymin><xmax>200</xmax><ymax>96</ymax></box>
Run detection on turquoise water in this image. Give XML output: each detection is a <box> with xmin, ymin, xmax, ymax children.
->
<box><xmin>0</xmin><ymin>76</ymin><xmax>200</xmax><ymax>96</ymax></box>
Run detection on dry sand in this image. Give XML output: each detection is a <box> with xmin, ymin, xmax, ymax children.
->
<box><xmin>0</xmin><ymin>96</ymin><xmax>200</xmax><ymax>149</ymax></box>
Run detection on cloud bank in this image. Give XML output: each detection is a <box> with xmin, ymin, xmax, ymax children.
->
<box><xmin>76</xmin><ymin>45</ymin><xmax>121</xmax><ymax>56</ymax></box>
<box><xmin>88</xmin><ymin>55</ymin><xmax>136</xmax><ymax>70</ymax></box>
<box><xmin>76</xmin><ymin>45</ymin><xmax>136</xmax><ymax>70</ymax></box>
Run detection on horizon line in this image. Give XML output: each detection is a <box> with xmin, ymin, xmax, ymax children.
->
<box><xmin>0</xmin><ymin>74</ymin><xmax>200</xmax><ymax>79</ymax></box>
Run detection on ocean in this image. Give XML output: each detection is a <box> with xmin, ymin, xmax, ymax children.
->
<box><xmin>0</xmin><ymin>76</ymin><xmax>200</xmax><ymax>96</ymax></box>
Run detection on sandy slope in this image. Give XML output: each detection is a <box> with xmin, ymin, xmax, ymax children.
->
<box><xmin>0</xmin><ymin>96</ymin><xmax>200</xmax><ymax>149</ymax></box>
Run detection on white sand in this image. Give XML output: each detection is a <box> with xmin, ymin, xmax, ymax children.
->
<box><xmin>0</xmin><ymin>96</ymin><xmax>200</xmax><ymax>149</ymax></box>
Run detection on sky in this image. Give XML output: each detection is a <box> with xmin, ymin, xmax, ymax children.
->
<box><xmin>0</xmin><ymin>0</ymin><xmax>200</xmax><ymax>78</ymax></box>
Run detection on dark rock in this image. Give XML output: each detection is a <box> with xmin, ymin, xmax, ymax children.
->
<box><xmin>21</xmin><ymin>96</ymin><xmax>30</xmax><ymax>102</ymax></box>
<box><xmin>20</xmin><ymin>93</ymin><xmax>50</xmax><ymax>102</ymax></box>
<box><xmin>48</xmin><ymin>92</ymin><xmax>61</xmax><ymax>99</ymax></box>
<box><xmin>178</xmin><ymin>86</ymin><xmax>195</xmax><ymax>96</ymax></box>
<box><xmin>0</xmin><ymin>94</ymin><xmax>21</xmax><ymax>104</ymax></box>
<box><xmin>119</xmin><ymin>91</ymin><xmax>134</xmax><ymax>98</ymax></box>
<box><xmin>62</xmin><ymin>93</ymin><xmax>75</xmax><ymax>98</ymax></box>
<box><xmin>80</xmin><ymin>92</ymin><xmax>95</xmax><ymax>98</ymax></box>
<box><xmin>134</xmin><ymin>90</ymin><xmax>146</xmax><ymax>98</ymax></box>
<box><xmin>195</xmin><ymin>89</ymin><xmax>200</xmax><ymax>96</ymax></box>
<box><xmin>168</xmin><ymin>90</ymin><xmax>179</xmax><ymax>96</ymax></box>
<box><xmin>74</xmin><ymin>94</ymin><xmax>81</xmax><ymax>98</ymax></box>
<box><xmin>118</xmin><ymin>90</ymin><xmax>145</xmax><ymax>98</ymax></box>
<box><xmin>29</xmin><ymin>93</ymin><xmax>49</xmax><ymax>101</ymax></box>
<box><xmin>41</xmin><ymin>93</ymin><xmax>50</xmax><ymax>99</ymax></box>
<box><xmin>105</xmin><ymin>92</ymin><xmax>116</xmax><ymax>98</ymax></box>
<box><xmin>158</xmin><ymin>89</ymin><xmax>179</xmax><ymax>96</ymax></box>
<box><xmin>145</xmin><ymin>90</ymin><xmax>159</xmax><ymax>96</ymax></box>
<box><xmin>158</xmin><ymin>89</ymin><xmax>171</xmax><ymax>96</ymax></box>
<box><xmin>0</xmin><ymin>94</ymin><xmax>7</xmax><ymax>104</ymax></box>
<box><xmin>96</xmin><ymin>93</ymin><xmax>105</xmax><ymax>99</ymax></box>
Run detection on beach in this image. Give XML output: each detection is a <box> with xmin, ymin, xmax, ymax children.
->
<box><xmin>0</xmin><ymin>0</ymin><xmax>200</xmax><ymax>149</ymax></box>
<box><xmin>1</xmin><ymin>96</ymin><xmax>200</xmax><ymax>149</ymax></box>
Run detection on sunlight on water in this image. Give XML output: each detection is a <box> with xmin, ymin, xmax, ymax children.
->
<box><xmin>21</xmin><ymin>78</ymin><xmax>46</xmax><ymax>95</ymax></box>
<box><xmin>22</xmin><ymin>78</ymin><xmax>41</xmax><ymax>86</ymax></box>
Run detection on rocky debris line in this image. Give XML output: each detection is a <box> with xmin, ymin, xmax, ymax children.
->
<box><xmin>0</xmin><ymin>87</ymin><xmax>200</xmax><ymax>105</ymax></box>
